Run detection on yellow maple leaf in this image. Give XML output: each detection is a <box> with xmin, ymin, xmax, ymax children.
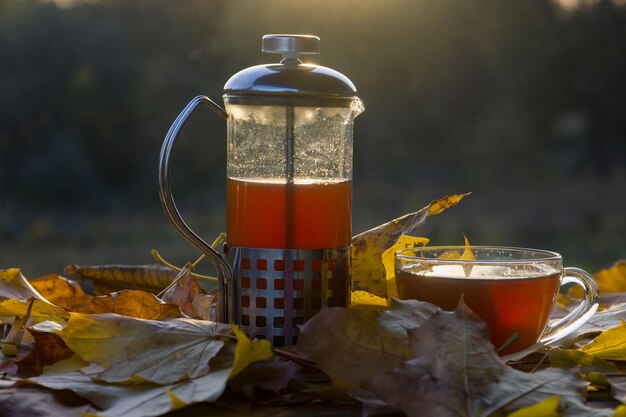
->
<box><xmin>460</xmin><ymin>235</ymin><xmax>475</xmax><ymax>260</ymax></box>
<box><xmin>351</xmin><ymin>193</ymin><xmax>469</xmax><ymax>298</ymax></box>
<box><xmin>382</xmin><ymin>235</ymin><xmax>429</xmax><ymax>300</ymax></box>
<box><xmin>0</xmin><ymin>298</ymin><xmax>69</xmax><ymax>322</ymax></box>
<box><xmin>0</xmin><ymin>269</ymin><xmax>69</xmax><ymax>322</ymax></box>
<box><xmin>581</xmin><ymin>321</ymin><xmax>626</xmax><ymax>360</ymax></box>
<box><xmin>350</xmin><ymin>290</ymin><xmax>388</xmax><ymax>309</ymax></box>
<box><xmin>353</xmin><ymin>233</ymin><xmax>472</xmax><ymax>307</ymax></box>
<box><xmin>166</xmin><ymin>389</ymin><xmax>187</xmax><ymax>411</ymax></box>
<box><xmin>595</xmin><ymin>260</ymin><xmax>626</xmax><ymax>291</ymax></box>
<box><xmin>506</xmin><ymin>396</ymin><xmax>561</xmax><ymax>417</ymax></box>
<box><xmin>427</xmin><ymin>193</ymin><xmax>469</xmax><ymax>216</ymax></box>
<box><xmin>229</xmin><ymin>325</ymin><xmax>273</xmax><ymax>379</ymax></box>
<box><xmin>613</xmin><ymin>405</ymin><xmax>626</xmax><ymax>417</ymax></box>
<box><xmin>382</xmin><ymin>235</ymin><xmax>430</xmax><ymax>280</ymax></box>
<box><xmin>435</xmin><ymin>235</ymin><xmax>475</xmax><ymax>260</ymax></box>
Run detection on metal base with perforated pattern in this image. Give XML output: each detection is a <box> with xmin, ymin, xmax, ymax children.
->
<box><xmin>227</xmin><ymin>247</ymin><xmax>350</xmax><ymax>346</ymax></box>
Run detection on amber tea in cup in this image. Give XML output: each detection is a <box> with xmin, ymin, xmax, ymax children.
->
<box><xmin>394</xmin><ymin>247</ymin><xmax>599</xmax><ymax>354</ymax></box>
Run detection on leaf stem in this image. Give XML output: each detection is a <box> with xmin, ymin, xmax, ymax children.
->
<box><xmin>273</xmin><ymin>348</ymin><xmax>323</xmax><ymax>372</ymax></box>
<box><xmin>156</xmin><ymin>264</ymin><xmax>193</xmax><ymax>298</ymax></box>
<box><xmin>496</xmin><ymin>332</ymin><xmax>520</xmax><ymax>353</ymax></box>
<box><xmin>151</xmin><ymin>233</ymin><xmax>226</xmax><ymax>286</ymax></box>
<box><xmin>151</xmin><ymin>250</ymin><xmax>216</xmax><ymax>282</ymax></box>
<box><xmin>530</xmin><ymin>353</ymin><xmax>548</xmax><ymax>373</ymax></box>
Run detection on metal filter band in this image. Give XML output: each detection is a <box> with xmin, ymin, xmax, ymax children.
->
<box><xmin>227</xmin><ymin>247</ymin><xmax>350</xmax><ymax>346</ymax></box>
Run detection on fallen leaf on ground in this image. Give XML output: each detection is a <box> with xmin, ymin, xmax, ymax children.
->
<box><xmin>2</xmin><ymin>329</ymin><xmax>73</xmax><ymax>377</ymax></box>
<box><xmin>29</xmin><ymin>274</ymin><xmax>91</xmax><ymax>312</ymax></box>
<box><xmin>548</xmin><ymin>349</ymin><xmax>619</xmax><ymax>374</ymax></box>
<box><xmin>600</xmin><ymin>293</ymin><xmax>626</xmax><ymax>309</ymax></box>
<box><xmin>607</xmin><ymin>376</ymin><xmax>626</xmax><ymax>408</ymax></box>
<box><xmin>296</xmin><ymin>299</ymin><xmax>438</xmax><ymax>395</ymax></box>
<box><xmin>83</xmin><ymin>290</ymin><xmax>184</xmax><ymax>319</ymax></box>
<box><xmin>0</xmin><ymin>269</ymin><xmax>69</xmax><ymax>322</ymax></box>
<box><xmin>614</xmin><ymin>405</ymin><xmax>626</xmax><ymax>417</ymax></box>
<box><xmin>228</xmin><ymin>356</ymin><xmax>301</xmax><ymax>394</ymax></box>
<box><xmin>351</xmin><ymin>193</ymin><xmax>469</xmax><ymax>298</ymax></box>
<box><xmin>560</xmin><ymin>300</ymin><xmax>626</xmax><ymax>340</ymax></box>
<box><xmin>0</xmin><ymin>268</ymin><xmax>48</xmax><ymax>302</ymax></box>
<box><xmin>43</xmin><ymin>312</ymin><xmax>231</xmax><ymax>384</ymax></box>
<box><xmin>506</xmin><ymin>396</ymin><xmax>560</xmax><ymax>417</ymax></box>
<box><xmin>229</xmin><ymin>325</ymin><xmax>273</xmax><ymax>379</ymax></box>
<box><xmin>349</xmin><ymin>290</ymin><xmax>388</xmax><ymax>309</ymax></box>
<box><xmin>28</xmin><ymin>365</ymin><xmax>232</xmax><ymax>417</ymax></box>
<box><xmin>64</xmin><ymin>264</ymin><xmax>178</xmax><ymax>295</ymax></box>
<box><xmin>363</xmin><ymin>300</ymin><xmax>611</xmax><ymax>417</ymax></box>
<box><xmin>581</xmin><ymin>321</ymin><xmax>626</xmax><ymax>360</ymax></box>
<box><xmin>0</xmin><ymin>385</ymin><xmax>90</xmax><ymax>417</ymax></box>
<box><xmin>160</xmin><ymin>270</ymin><xmax>215</xmax><ymax>320</ymax></box>
<box><xmin>0</xmin><ymin>298</ymin><xmax>69</xmax><ymax>323</ymax></box>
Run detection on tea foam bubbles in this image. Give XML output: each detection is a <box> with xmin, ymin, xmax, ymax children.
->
<box><xmin>413</xmin><ymin>264</ymin><xmax>558</xmax><ymax>280</ymax></box>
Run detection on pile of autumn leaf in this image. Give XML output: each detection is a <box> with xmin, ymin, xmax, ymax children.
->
<box><xmin>2</xmin><ymin>194</ymin><xmax>626</xmax><ymax>417</ymax></box>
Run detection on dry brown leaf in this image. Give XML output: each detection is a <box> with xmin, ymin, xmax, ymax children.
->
<box><xmin>295</xmin><ymin>299</ymin><xmax>438</xmax><ymax>395</ymax></box>
<box><xmin>160</xmin><ymin>270</ymin><xmax>215</xmax><ymax>321</ymax></box>
<box><xmin>29</xmin><ymin>274</ymin><xmax>91</xmax><ymax>312</ymax></box>
<box><xmin>27</xmin><ymin>365</ymin><xmax>232</xmax><ymax>417</ymax></box>
<box><xmin>363</xmin><ymin>301</ymin><xmax>611</xmax><ymax>417</ymax></box>
<box><xmin>0</xmin><ymin>385</ymin><xmax>90</xmax><ymax>417</ymax></box>
<box><xmin>606</xmin><ymin>375</ymin><xmax>626</xmax><ymax>404</ymax></box>
<box><xmin>83</xmin><ymin>289</ymin><xmax>184</xmax><ymax>320</ymax></box>
<box><xmin>2</xmin><ymin>329</ymin><xmax>73</xmax><ymax>377</ymax></box>
<box><xmin>228</xmin><ymin>356</ymin><xmax>301</xmax><ymax>394</ymax></box>
<box><xmin>64</xmin><ymin>264</ymin><xmax>177</xmax><ymax>295</ymax></box>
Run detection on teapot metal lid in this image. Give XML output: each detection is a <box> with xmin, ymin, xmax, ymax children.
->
<box><xmin>223</xmin><ymin>34</ymin><xmax>360</xmax><ymax>107</ymax></box>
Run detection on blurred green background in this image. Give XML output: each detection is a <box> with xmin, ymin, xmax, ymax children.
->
<box><xmin>1</xmin><ymin>0</ymin><xmax>625</xmax><ymax>277</ymax></box>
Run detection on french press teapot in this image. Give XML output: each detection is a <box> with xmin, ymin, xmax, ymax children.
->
<box><xmin>159</xmin><ymin>34</ymin><xmax>364</xmax><ymax>345</ymax></box>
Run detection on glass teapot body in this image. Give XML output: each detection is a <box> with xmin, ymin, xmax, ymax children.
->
<box><xmin>159</xmin><ymin>35</ymin><xmax>363</xmax><ymax>345</ymax></box>
<box><xmin>225</xmin><ymin>104</ymin><xmax>358</xmax><ymax>250</ymax></box>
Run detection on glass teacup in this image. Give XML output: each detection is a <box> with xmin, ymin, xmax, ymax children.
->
<box><xmin>394</xmin><ymin>246</ymin><xmax>599</xmax><ymax>354</ymax></box>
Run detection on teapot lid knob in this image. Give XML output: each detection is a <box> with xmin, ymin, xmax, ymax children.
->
<box><xmin>262</xmin><ymin>34</ymin><xmax>320</xmax><ymax>60</ymax></box>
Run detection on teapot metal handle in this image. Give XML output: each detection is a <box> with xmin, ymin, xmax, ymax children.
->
<box><xmin>158</xmin><ymin>95</ymin><xmax>232</xmax><ymax>323</ymax></box>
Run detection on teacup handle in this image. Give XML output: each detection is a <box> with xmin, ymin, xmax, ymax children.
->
<box><xmin>540</xmin><ymin>267</ymin><xmax>600</xmax><ymax>346</ymax></box>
